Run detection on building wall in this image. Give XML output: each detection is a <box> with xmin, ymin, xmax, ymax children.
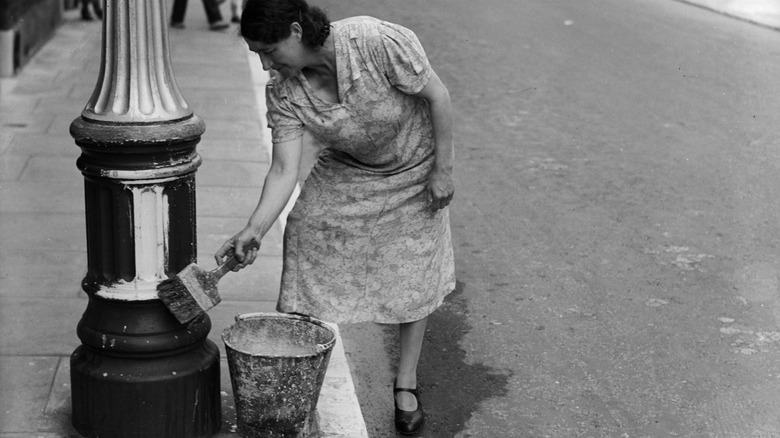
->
<box><xmin>0</xmin><ymin>0</ymin><xmax>63</xmax><ymax>77</ymax></box>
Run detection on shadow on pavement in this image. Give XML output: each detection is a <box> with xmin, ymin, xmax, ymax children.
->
<box><xmin>417</xmin><ymin>281</ymin><xmax>513</xmax><ymax>436</ymax></box>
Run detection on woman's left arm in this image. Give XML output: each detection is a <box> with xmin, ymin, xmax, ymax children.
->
<box><xmin>416</xmin><ymin>68</ymin><xmax>455</xmax><ymax>210</ymax></box>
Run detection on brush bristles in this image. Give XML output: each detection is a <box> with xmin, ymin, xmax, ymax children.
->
<box><xmin>157</xmin><ymin>277</ymin><xmax>203</xmax><ymax>323</ymax></box>
<box><xmin>157</xmin><ymin>277</ymin><xmax>179</xmax><ymax>290</ymax></box>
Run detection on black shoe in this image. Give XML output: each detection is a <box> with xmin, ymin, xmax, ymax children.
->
<box><xmin>394</xmin><ymin>386</ymin><xmax>424</xmax><ymax>435</ymax></box>
<box><xmin>81</xmin><ymin>10</ymin><xmax>93</xmax><ymax>21</ymax></box>
<box><xmin>231</xmin><ymin>16</ymin><xmax>241</xmax><ymax>24</ymax></box>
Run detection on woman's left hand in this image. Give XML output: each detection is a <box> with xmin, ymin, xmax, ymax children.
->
<box><xmin>426</xmin><ymin>168</ymin><xmax>454</xmax><ymax>210</ymax></box>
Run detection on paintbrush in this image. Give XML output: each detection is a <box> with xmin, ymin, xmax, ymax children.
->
<box><xmin>157</xmin><ymin>241</ymin><xmax>260</xmax><ymax>324</ymax></box>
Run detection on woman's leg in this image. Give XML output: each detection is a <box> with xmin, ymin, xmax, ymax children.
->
<box><xmin>396</xmin><ymin>316</ymin><xmax>428</xmax><ymax>410</ymax></box>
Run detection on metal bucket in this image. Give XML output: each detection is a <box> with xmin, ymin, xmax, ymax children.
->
<box><xmin>222</xmin><ymin>312</ymin><xmax>336</xmax><ymax>438</ymax></box>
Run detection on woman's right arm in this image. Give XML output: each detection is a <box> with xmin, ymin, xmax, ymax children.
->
<box><xmin>215</xmin><ymin>136</ymin><xmax>303</xmax><ymax>269</ymax></box>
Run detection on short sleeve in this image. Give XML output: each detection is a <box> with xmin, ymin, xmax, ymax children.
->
<box><xmin>265</xmin><ymin>80</ymin><xmax>304</xmax><ymax>144</ymax></box>
<box><xmin>375</xmin><ymin>22</ymin><xmax>432</xmax><ymax>95</ymax></box>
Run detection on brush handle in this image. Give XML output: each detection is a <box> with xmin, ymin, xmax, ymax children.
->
<box><xmin>213</xmin><ymin>241</ymin><xmax>260</xmax><ymax>279</ymax></box>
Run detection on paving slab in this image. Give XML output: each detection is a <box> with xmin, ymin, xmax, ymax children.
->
<box><xmin>46</xmin><ymin>115</ymin><xmax>81</xmax><ymax>136</ymax></box>
<box><xmin>0</xmin><ymin>181</ymin><xmax>84</xmax><ymax>213</ymax></box>
<box><xmin>196</xmin><ymin>186</ymin><xmax>269</xmax><ymax>217</ymax></box>
<box><xmin>201</xmin><ymin>119</ymin><xmax>266</xmax><ymax>142</ymax></box>
<box><xmin>0</xmin><ymin>212</ymin><xmax>85</xmax><ymax>251</ymax></box>
<box><xmin>197</xmin><ymin>159</ymin><xmax>268</xmax><ymax>187</ymax></box>
<box><xmin>196</xmin><ymin>138</ymin><xmax>270</xmax><ymax>162</ymax></box>
<box><xmin>0</xmin><ymin>297</ymin><xmax>84</xmax><ymax>356</ymax></box>
<box><xmin>189</xmin><ymin>101</ymin><xmax>262</xmax><ymax>123</ymax></box>
<box><xmin>0</xmin><ymin>249</ymin><xmax>86</xmax><ymax>298</ymax></box>
<box><xmin>5</xmin><ymin>133</ymin><xmax>80</xmax><ymax>156</ymax></box>
<box><xmin>19</xmin><ymin>157</ymin><xmax>82</xmax><ymax>182</ymax></box>
<box><xmin>0</xmin><ymin>113</ymin><xmax>57</xmax><ymax>135</ymax></box>
<box><xmin>0</xmin><ymin>154</ymin><xmax>27</xmax><ymax>180</ymax></box>
<box><xmin>0</xmin><ymin>356</ymin><xmax>70</xmax><ymax>434</ymax></box>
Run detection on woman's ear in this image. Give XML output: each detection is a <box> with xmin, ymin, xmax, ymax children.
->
<box><xmin>290</xmin><ymin>22</ymin><xmax>303</xmax><ymax>40</ymax></box>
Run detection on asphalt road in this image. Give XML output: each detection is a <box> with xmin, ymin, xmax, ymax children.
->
<box><xmin>317</xmin><ymin>0</ymin><xmax>780</xmax><ymax>436</ymax></box>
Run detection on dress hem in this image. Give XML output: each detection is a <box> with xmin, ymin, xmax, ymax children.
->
<box><xmin>276</xmin><ymin>282</ymin><xmax>456</xmax><ymax>325</ymax></box>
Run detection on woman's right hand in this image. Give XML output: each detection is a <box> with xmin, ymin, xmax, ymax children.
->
<box><xmin>215</xmin><ymin>228</ymin><xmax>261</xmax><ymax>272</ymax></box>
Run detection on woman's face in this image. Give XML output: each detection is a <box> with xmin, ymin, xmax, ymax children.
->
<box><xmin>245</xmin><ymin>26</ymin><xmax>306</xmax><ymax>78</ymax></box>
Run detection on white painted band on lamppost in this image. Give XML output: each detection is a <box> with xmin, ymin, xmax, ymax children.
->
<box><xmin>92</xmin><ymin>184</ymin><xmax>167</xmax><ymax>301</ymax></box>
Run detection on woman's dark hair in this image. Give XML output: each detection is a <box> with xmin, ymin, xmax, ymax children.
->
<box><xmin>240</xmin><ymin>0</ymin><xmax>330</xmax><ymax>48</ymax></box>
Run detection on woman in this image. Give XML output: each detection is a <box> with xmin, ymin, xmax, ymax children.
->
<box><xmin>216</xmin><ymin>0</ymin><xmax>455</xmax><ymax>434</ymax></box>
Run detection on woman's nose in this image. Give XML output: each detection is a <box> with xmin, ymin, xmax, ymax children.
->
<box><xmin>258</xmin><ymin>53</ymin><xmax>272</xmax><ymax>70</ymax></box>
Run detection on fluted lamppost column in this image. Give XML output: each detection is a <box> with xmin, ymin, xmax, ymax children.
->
<box><xmin>69</xmin><ymin>0</ymin><xmax>221</xmax><ymax>436</ymax></box>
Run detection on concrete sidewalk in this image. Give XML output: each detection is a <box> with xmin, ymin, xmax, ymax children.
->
<box><xmin>676</xmin><ymin>0</ymin><xmax>780</xmax><ymax>30</ymax></box>
<box><xmin>0</xmin><ymin>5</ymin><xmax>366</xmax><ymax>438</ymax></box>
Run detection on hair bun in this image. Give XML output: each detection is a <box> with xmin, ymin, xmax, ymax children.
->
<box><xmin>240</xmin><ymin>0</ymin><xmax>330</xmax><ymax>47</ymax></box>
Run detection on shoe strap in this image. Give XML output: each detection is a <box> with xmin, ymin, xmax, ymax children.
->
<box><xmin>393</xmin><ymin>387</ymin><xmax>419</xmax><ymax>396</ymax></box>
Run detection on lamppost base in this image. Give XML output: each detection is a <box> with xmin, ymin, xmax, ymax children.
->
<box><xmin>70</xmin><ymin>294</ymin><xmax>222</xmax><ymax>438</ymax></box>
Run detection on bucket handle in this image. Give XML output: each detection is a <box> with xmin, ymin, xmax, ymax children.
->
<box><xmin>232</xmin><ymin>312</ymin><xmax>337</xmax><ymax>355</ymax></box>
<box><xmin>234</xmin><ymin>312</ymin><xmax>324</xmax><ymax>326</ymax></box>
<box><xmin>235</xmin><ymin>312</ymin><xmax>265</xmax><ymax>323</ymax></box>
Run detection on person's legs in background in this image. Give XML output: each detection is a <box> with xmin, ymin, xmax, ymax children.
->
<box><xmin>170</xmin><ymin>0</ymin><xmax>188</xmax><ymax>28</ymax></box>
<box><xmin>91</xmin><ymin>0</ymin><xmax>103</xmax><ymax>18</ymax></box>
<box><xmin>80</xmin><ymin>0</ymin><xmax>103</xmax><ymax>21</ymax></box>
<box><xmin>230</xmin><ymin>0</ymin><xmax>241</xmax><ymax>23</ymax></box>
<box><xmin>202</xmin><ymin>0</ymin><xmax>229</xmax><ymax>30</ymax></box>
<box><xmin>80</xmin><ymin>0</ymin><xmax>91</xmax><ymax>20</ymax></box>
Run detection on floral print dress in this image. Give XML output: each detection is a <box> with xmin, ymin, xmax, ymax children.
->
<box><xmin>265</xmin><ymin>16</ymin><xmax>455</xmax><ymax>324</ymax></box>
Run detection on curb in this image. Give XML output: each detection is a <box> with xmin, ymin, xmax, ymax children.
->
<box><xmin>673</xmin><ymin>0</ymin><xmax>780</xmax><ymax>31</ymax></box>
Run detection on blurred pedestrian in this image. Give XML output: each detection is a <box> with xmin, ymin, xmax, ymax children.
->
<box><xmin>218</xmin><ymin>0</ymin><xmax>455</xmax><ymax>435</ymax></box>
<box><xmin>170</xmin><ymin>0</ymin><xmax>229</xmax><ymax>31</ymax></box>
<box><xmin>229</xmin><ymin>0</ymin><xmax>245</xmax><ymax>23</ymax></box>
<box><xmin>79</xmin><ymin>0</ymin><xmax>102</xmax><ymax>21</ymax></box>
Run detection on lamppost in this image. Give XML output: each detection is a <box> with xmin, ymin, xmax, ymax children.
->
<box><xmin>69</xmin><ymin>0</ymin><xmax>221</xmax><ymax>436</ymax></box>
